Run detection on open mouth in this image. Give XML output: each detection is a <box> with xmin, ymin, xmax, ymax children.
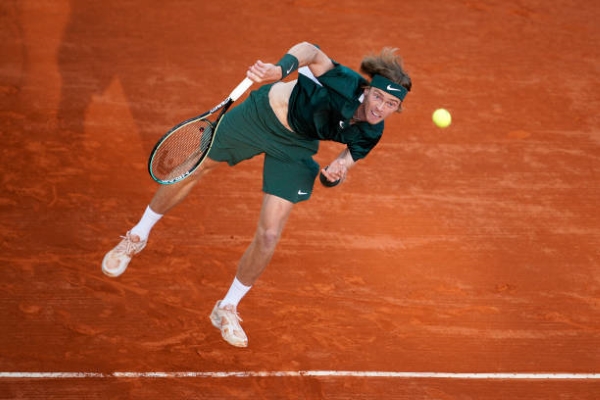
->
<box><xmin>370</xmin><ymin>109</ymin><xmax>382</xmax><ymax>121</ymax></box>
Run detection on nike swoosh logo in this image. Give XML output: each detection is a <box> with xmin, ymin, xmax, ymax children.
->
<box><xmin>298</xmin><ymin>190</ymin><xmax>308</xmax><ymax>195</ymax></box>
<box><xmin>339</xmin><ymin>120</ymin><xmax>345</xmax><ymax>129</ymax></box>
<box><xmin>386</xmin><ymin>84</ymin><xmax>403</xmax><ymax>92</ymax></box>
<box><xmin>286</xmin><ymin>63</ymin><xmax>297</xmax><ymax>75</ymax></box>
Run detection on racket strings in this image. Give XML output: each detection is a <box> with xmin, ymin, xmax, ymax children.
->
<box><xmin>151</xmin><ymin>119</ymin><xmax>214</xmax><ymax>181</ymax></box>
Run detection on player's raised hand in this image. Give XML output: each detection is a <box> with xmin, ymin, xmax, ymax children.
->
<box><xmin>247</xmin><ymin>60</ymin><xmax>282</xmax><ymax>83</ymax></box>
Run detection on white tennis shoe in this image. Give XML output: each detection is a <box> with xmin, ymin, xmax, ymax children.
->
<box><xmin>210</xmin><ymin>301</ymin><xmax>248</xmax><ymax>347</ymax></box>
<box><xmin>102</xmin><ymin>231</ymin><xmax>147</xmax><ymax>277</ymax></box>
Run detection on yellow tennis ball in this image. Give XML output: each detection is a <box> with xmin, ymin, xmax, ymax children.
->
<box><xmin>432</xmin><ymin>108</ymin><xmax>452</xmax><ymax>128</ymax></box>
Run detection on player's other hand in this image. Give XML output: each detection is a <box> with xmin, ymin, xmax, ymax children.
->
<box><xmin>321</xmin><ymin>159</ymin><xmax>347</xmax><ymax>185</ymax></box>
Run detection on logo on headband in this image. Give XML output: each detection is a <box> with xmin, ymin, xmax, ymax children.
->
<box><xmin>370</xmin><ymin>75</ymin><xmax>408</xmax><ymax>101</ymax></box>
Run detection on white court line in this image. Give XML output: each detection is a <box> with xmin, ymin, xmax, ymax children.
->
<box><xmin>1</xmin><ymin>371</ymin><xmax>599</xmax><ymax>380</ymax></box>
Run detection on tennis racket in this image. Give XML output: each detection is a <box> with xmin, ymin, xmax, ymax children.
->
<box><xmin>148</xmin><ymin>77</ymin><xmax>253</xmax><ymax>184</ymax></box>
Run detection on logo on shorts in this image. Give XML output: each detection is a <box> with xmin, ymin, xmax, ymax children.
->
<box><xmin>298</xmin><ymin>190</ymin><xmax>309</xmax><ymax>196</ymax></box>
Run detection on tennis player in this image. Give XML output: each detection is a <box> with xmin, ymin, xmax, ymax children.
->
<box><xmin>102</xmin><ymin>41</ymin><xmax>411</xmax><ymax>347</ymax></box>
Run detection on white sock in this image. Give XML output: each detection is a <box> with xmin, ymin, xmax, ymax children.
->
<box><xmin>130</xmin><ymin>206</ymin><xmax>163</xmax><ymax>241</ymax></box>
<box><xmin>221</xmin><ymin>277</ymin><xmax>252</xmax><ymax>308</ymax></box>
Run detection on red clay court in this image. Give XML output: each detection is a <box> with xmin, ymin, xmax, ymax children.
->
<box><xmin>1</xmin><ymin>0</ymin><xmax>599</xmax><ymax>398</ymax></box>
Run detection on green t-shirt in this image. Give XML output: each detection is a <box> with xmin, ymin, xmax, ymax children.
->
<box><xmin>287</xmin><ymin>62</ymin><xmax>384</xmax><ymax>161</ymax></box>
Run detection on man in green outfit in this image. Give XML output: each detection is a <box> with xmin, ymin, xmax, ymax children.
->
<box><xmin>102</xmin><ymin>41</ymin><xmax>412</xmax><ymax>347</ymax></box>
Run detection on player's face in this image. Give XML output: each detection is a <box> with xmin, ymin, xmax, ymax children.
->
<box><xmin>362</xmin><ymin>87</ymin><xmax>401</xmax><ymax>124</ymax></box>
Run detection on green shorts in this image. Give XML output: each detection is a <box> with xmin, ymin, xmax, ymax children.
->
<box><xmin>208</xmin><ymin>84</ymin><xmax>320</xmax><ymax>203</ymax></box>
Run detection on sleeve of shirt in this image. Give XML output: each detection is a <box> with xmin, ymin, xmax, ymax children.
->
<box><xmin>345</xmin><ymin>123</ymin><xmax>384</xmax><ymax>161</ymax></box>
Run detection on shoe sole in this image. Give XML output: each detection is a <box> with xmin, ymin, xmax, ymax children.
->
<box><xmin>101</xmin><ymin>252</ymin><xmax>129</xmax><ymax>278</ymax></box>
<box><xmin>209</xmin><ymin>310</ymin><xmax>221</xmax><ymax>330</ymax></box>
<box><xmin>101</xmin><ymin>256</ymin><xmax>123</xmax><ymax>277</ymax></box>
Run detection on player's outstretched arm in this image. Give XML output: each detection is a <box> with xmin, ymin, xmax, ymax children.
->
<box><xmin>246</xmin><ymin>42</ymin><xmax>334</xmax><ymax>84</ymax></box>
<box><xmin>285</xmin><ymin>41</ymin><xmax>334</xmax><ymax>77</ymax></box>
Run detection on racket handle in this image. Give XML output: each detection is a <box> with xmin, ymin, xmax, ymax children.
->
<box><xmin>230</xmin><ymin>77</ymin><xmax>253</xmax><ymax>101</ymax></box>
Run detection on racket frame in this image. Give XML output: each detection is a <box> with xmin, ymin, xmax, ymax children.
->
<box><xmin>148</xmin><ymin>78</ymin><xmax>253</xmax><ymax>185</ymax></box>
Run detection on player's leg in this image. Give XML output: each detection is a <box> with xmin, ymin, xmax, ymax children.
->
<box><xmin>148</xmin><ymin>158</ymin><xmax>220</xmax><ymax>215</ymax></box>
<box><xmin>210</xmin><ymin>193</ymin><xmax>294</xmax><ymax>347</ymax></box>
<box><xmin>211</xmin><ymin>151</ymin><xmax>318</xmax><ymax>347</ymax></box>
<box><xmin>102</xmin><ymin>159</ymin><xmax>220</xmax><ymax>277</ymax></box>
<box><xmin>237</xmin><ymin>193</ymin><xmax>295</xmax><ymax>285</ymax></box>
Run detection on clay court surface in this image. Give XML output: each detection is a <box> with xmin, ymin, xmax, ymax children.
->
<box><xmin>1</xmin><ymin>0</ymin><xmax>599</xmax><ymax>398</ymax></box>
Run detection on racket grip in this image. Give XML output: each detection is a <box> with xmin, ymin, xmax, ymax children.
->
<box><xmin>230</xmin><ymin>77</ymin><xmax>253</xmax><ymax>101</ymax></box>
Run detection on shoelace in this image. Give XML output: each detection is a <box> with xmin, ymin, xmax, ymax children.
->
<box><xmin>117</xmin><ymin>233</ymin><xmax>143</xmax><ymax>256</ymax></box>
<box><xmin>221</xmin><ymin>305</ymin><xmax>243</xmax><ymax>323</ymax></box>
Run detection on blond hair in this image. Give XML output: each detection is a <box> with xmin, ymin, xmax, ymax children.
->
<box><xmin>360</xmin><ymin>48</ymin><xmax>412</xmax><ymax>93</ymax></box>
